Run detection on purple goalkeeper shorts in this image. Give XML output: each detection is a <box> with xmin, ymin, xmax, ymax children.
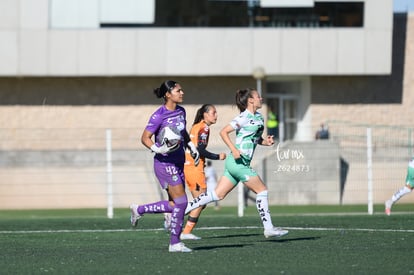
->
<box><xmin>154</xmin><ymin>159</ymin><xmax>185</xmax><ymax>190</ymax></box>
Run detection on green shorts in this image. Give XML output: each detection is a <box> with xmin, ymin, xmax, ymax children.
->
<box><xmin>223</xmin><ymin>153</ymin><xmax>258</xmax><ymax>185</ymax></box>
<box><xmin>405</xmin><ymin>165</ymin><xmax>414</xmax><ymax>188</ymax></box>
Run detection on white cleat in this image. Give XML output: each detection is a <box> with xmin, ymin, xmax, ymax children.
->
<box><xmin>129</xmin><ymin>204</ymin><xmax>141</xmax><ymax>227</ymax></box>
<box><xmin>180</xmin><ymin>233</ymin><xmax>201</xmax><ymax>240</ymax></box>
<box><xmin>385</xmin><ymin>200</ymin><xmax>392</xmax><ymax>216</ymax></box>
<box><xmin>264</xmin><ymin>227</ymin><xmax>289</xmax><ymax>238</ymax></box>
<box><xmin>163</xmin><ymin>213</ymin><xmax>172</xmax><ymax>231</ymax></box>
<box><xmin>168</xmin><ymin>242</ymin><xmax>192</xmax><ymax>253</ymax></box>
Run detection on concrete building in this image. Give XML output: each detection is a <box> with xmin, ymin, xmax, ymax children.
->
<box><xmin>0</xmin><ymin>0</ymin><xmax>395</xmax><ymax>139</ymax></box>
<box><xmin>1</xmin><ymin>0</ymin><xmax>413</xmax><ymax>209</ymax></box>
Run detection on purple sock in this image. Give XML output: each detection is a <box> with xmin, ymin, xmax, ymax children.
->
<box><xmin>138</xmin><ymin>200</ymin><xmax>173</xmax><ymax>215</ymax></box>
<box><xmin>170</xmin><ymin>195</ymin><xmax>188</xmax><ymax>245</ymax></box>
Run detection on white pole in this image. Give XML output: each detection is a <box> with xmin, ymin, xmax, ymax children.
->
<box><xmin>367</xmin><ymin>128</ymin><xmax>373</xmax><ymax>215</ymax></box>
<box><xmin>257</xmin><ymin>78</ymin><xmax>262</xmax><ymax>96</ymax></box>
<box><xmin>106</xmin><ymin>129</ymin><xmax>114</xmax><ymax>219</ymax></box>
<box><xmin>238</xmin><ymin>183</ymin><xmax>244</xmax><ymax>217</ymax></box>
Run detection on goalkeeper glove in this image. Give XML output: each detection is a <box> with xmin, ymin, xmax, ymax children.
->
<box><xmin>150</xmin><ymin>142</ymin><xmax>179</xmax><ymax>154</ymax></box>
<box><xmin>187</xmin><ymin>141</ymin><xmax>200</xmax><ymax>166</ymax></box>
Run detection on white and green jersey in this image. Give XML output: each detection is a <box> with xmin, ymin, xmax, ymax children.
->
<box><xmin>406</xmin><ymin>159</ymin><xmax>414</xmax><ymax>188</ymax></box>
<box><xmin>229</xmin><ymin>109</ymin><xmax>264</xmax><ymax>162</ymax></box>
<box><xmin>409</xmin><ymin>158</ymin><xmax>414</xmax><ymax>169</ymax></box>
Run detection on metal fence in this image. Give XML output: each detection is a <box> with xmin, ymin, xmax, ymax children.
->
<box><xmin>327</xmin><ymin>121</ymin><xmax>414</xmax><ymax>208</ymax></box>
<box><xmin>1</xmin><ymin>123</ymin><xmax>413</xmax><ymax>211</ymax></box>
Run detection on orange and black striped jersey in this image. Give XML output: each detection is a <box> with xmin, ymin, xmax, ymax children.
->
<box><xmin>185</xmin><ymin>120</ymin><xmax>210</xmax><ymax>169</ymax></box>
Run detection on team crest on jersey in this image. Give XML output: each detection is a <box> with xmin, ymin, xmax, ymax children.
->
<box><xmin>200</xmin><ymin>132</ymin><xmax>208</xmax><ymax>141</ymax></box>
<box><xmin>175</xmin><ymin>122</ymin><xmax>185</xmax><ymax>131</ymax></box>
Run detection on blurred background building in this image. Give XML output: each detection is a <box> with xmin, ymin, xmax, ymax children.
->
<box><xmin>0</xmin><ymin>0</ymin><xmax>413</xmax><ymax>209</ymax></box>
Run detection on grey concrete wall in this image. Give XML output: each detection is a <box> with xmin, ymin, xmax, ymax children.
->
<box><xmin>264</xmin><ymin>141</ymin><xmax>340</xmax><ymax>205</ymax></box>
<box><xmin>0</xmin><ymin>142</ymin><xmax>341</xmax><ymax>209</ymax></box>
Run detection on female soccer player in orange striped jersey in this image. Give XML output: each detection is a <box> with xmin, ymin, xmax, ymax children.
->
<box><xmin>181</xmin><ymin>104</ymin><xmax>226</xmax><ymax>240</ymax></box>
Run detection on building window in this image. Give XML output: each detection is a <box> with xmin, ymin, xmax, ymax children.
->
<box><xmin>50</xmin><ymin>0</ymin><xmax>363</xmax><ymax>29</ymax></box>
<box><xmin>102</xmin><ymin>1</ymin><xmax>363</xmax><ymax>28</ymax></box>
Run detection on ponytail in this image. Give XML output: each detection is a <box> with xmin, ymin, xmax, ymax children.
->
<box><xmin>235</xmin><ymin>88</ymin><xmax>255</xmax><ymax>112</ymax></box>
<box><xmin>193</xmin><ymin>104</ymin><xmax>214</xmax><ymax>125</ymax></box>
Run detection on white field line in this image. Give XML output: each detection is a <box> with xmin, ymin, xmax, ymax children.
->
<box><xmin>1</xmin><ymin>226</ymin><xmax>414</xmax><ymax>234</ymax></box>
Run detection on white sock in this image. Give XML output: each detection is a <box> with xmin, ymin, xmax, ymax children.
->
<box><xmin>391</xmin><ymin>186</ymin><xmax>412</xmax><ymax>204</ymax></box>
<box><xmin>185</xmin><ymin>191</ymin><xmax>218</xmax><ymax>214</ymax></box>
<box><xmin>256</xmin><ymin>190</ymin><xmax>273</xmax><ymax>230</ymax></box>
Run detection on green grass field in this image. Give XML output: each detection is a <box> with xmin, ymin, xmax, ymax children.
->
<box><xmin>1</xmin><ymin>205</ymin><xmax>414</xmax><ymax>275</ymax></box>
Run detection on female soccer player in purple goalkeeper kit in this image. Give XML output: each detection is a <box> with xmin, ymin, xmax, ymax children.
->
<box><xmin>130</xmin><ymin>80</ymin><xmax>200</xmax><ymax>253</ymax></box>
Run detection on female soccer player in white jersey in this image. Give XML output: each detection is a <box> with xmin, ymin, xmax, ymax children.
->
<box><xmin>185</xmin><ymin>88</ymin><xmax>288</xmax><ymax>238</ymax></box>
<box><xmin>385</xmin><ymin>158</ymin><xmax>414</xmax><ymax>215</ymax></box>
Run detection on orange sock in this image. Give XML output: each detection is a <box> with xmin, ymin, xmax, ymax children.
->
<box><xmin>182</xmin><ymin>216</ymin><xmax>198</xmax><ymax>234</ymax></box>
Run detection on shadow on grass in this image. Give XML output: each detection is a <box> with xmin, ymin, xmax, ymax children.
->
<box><xmin>191</xmin><ymin>236</ymin><xmax>320</xmax><ymax>251</ymax></box>
<box><xmin>206</xmin><ymin>233</ymin><xmax>259</xmax><ymax>239</ymax></box>
<box><xmin>262</xmin><ymin>236</ymin><xmax>321</xmax><ymax>242</ymax></box>
<box><xmin>192</xmin><ymin>244</ymin><xmax>249</xmax><ymax>251</ymax></box>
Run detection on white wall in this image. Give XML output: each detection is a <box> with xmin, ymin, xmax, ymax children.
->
<box><xmin>0</xmin><ymin>0</ymin><xmax>393</xmax><ymax>76</ymax></box>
